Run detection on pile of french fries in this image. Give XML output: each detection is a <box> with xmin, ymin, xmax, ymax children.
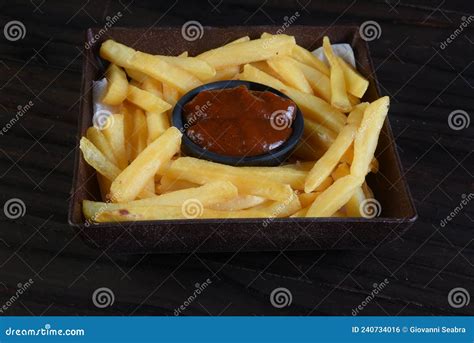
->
<box><xmin>80</xmin><ymin>33</ymin><xmax>389</xmax><ymax>222</ymax></box>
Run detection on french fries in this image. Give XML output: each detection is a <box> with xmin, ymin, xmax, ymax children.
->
<box><xmin>96</xmin><ymin>206</ymin><xmax>268</xmax><ymax>222</ymax></box>
<box><xmin>267</xmin><ymin>56</ymin><xmax>313</xmax><ymax>94</ymax></box>
<box><xmin>164</xmin><ymin>157</ymin><xmax>294</xmax><ymax>201</ymax></box>
<box><xmin>306</xmin><ymin>175</ymin><xmax>363</xmax><ymax>217</ymax></box>
<box><xmin>305</xmin><ymin>125</ymin><xmax>356</xmax><ymax>193</ymax></box>
<box><xmin>291</xmin><ymin>44</ymin><xmax>330</xmax><ymax>76</ymax></box>
<box><xmin>323</xmin><ymin>36</ymin><xmax>352</xmax><ymax>112</ymax></box>
<box><xmin>102</xmin><ymin>64</ymin><xmax>128</xmax><ymax>105</ymax></box>
<box><xmin>110</xmin><ymin>127</ymin><xmax>182</xmax><ymax>202</ymax></box>
<box><xmin>198</xmin><ymin>35</ymin><xmax>296</xmax><ymax>69</ymax></box>
<box><xmin>80</xmin><ymin>33</ymin><xmax>388</xmax><ymax>223</ymax></box>
<box><xmin>102</xmin><ymin>113</ymin><xmax>128</xmax><ymax>170</ymax></box>
<box><xmin>79</xmin><ymin>137</ymin><xmax>121</xmax><ymax>181</ymax></box>
<box><xmin>101</xmin><ymin>40</ymin><xmax>202</xmax><ymax>93</ymax></box>
<box><xmin>127</xmin><ymin>85</ymin><xmax>171</xmax><ymax>113</ymax></box>
<box><xmin>351</xmin><ymin>96</ymin><xmax>389</xmax><ymax>177</ymax></box>
<box><xmin>83</xmin><ymin>181</ymin><xmax>238</xmax><ymax>220</ymax></box>
<box><xmin>86</xmin><ymin>127</ymin><xmax>118</xmax><ymax>166</ymax></box>
<box><xmin>338</xmin><ymin>57</ymin><xmax>369</xmax><ymax>98</ymax></box>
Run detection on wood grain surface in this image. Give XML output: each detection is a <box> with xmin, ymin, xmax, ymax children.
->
<box><xmin>0</xmin><ymin>0</ymin><xmax>472</xmax><ymax>316</ymax></box>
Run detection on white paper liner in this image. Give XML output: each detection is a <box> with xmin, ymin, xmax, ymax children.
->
<box><xmin>312</xmin><ymin>43</ymin><xmax>356</xmax><ymax>68</ymax></box>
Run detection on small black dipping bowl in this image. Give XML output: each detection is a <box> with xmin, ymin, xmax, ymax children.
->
<box><xmin>172</xmin><ymin>80</ymin><xmax>304</xmax><ymax>166</ymax></box>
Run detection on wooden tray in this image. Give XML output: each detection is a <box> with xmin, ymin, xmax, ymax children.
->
<box><xmin>68</xmin><ymin>26</ymin><xmax>417</xmax><ymax>253</ymax></box>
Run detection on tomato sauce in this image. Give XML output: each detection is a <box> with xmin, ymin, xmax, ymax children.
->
<box><xmin>183</xmin><ymin>86</ymin><xmax>297</xmax><ymax>156</ymax></box>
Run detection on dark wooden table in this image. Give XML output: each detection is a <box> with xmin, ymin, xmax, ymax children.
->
<box><xmin>0</xmin><ymin>0</ymin><xmax>472</xmax><ymax>316</ymax></box>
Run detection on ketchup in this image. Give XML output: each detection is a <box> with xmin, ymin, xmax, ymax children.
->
<box><xmin>183</xmin><ymin>86</ymin><xmax>296</xmax><ymax>157</ymax></box>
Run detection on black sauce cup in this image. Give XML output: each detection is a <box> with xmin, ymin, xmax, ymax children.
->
<box><xmin>171</xmin><ymin>80</ymin><xmax>304</xmax><ymax>166</ymax></box>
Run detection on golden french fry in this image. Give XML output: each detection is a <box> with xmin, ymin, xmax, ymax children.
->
<box><xmin>102</xmin><ymin>113</ymin><xmax>128</xmax><ymax>170</ymax></box>
<box><xmin>291</xmin><ymin>44</ymin><xmax>330</xmax><ymax>76</ymax></box>
<box><xmin>86</xmin><ymin>127</ymin><xmax>118</xmax><ymax>166</ymax></box>
<box><xmin>338</xmin><ymin>57</ymin><xmax>369</xmax><ymax>98</ymax></box>
<box><xmin>281</xmin><ymin>161</ymin><xmax>315</xmax><ymax>171</ymax></box>
<box><xmin>348</xmin><ymin>93</ymin><xmax>361</xmax><ymax>106</ymax></box>
<box><xmin>351</xmin><ymin>96</ymin><xmax>389</xmax><ymax>177</ymax></box>
<box><xmin>226</xmin><ymin>36</ymin><xmax>250</xmax><ymax>45</ymax></box>
<box><xmin>162</xmin><ymin>83</ymin><xmax>180</xmax><ymax>107</ymax></box>
<box><xmin>158</xmin><ymin>176</ymin><xmax>198</xmax><ymax>193</ymax></box>
<box><xmin>122</xmin><ymin>103</ymin><xmax>134</xmax><ymax>163</ymax></box>
<box><xmin>127</xmin><ymin>85</ymin><xmax>171</xmax><ymax>113</ymax></box>
<box><xmin>347</xmin><ymin>102</ymin><xmax>369</xmax><ymax>126</ymax></box>
<box><xmin>206</xmin><ymin>65</ymin><xmax>240</xmax><ymax>82</ymax></box>
<box><xmin>315</xmin><ymin>176</ymin><xmax>333</xmax><ymax>192</ymax></box>
<box><xmin>96</xmin><ymin>206</ymin><xmax>268</xmax><ymax>222</ymax></box>
<box><xmin>331</xmin><ymin>162</ymin><xmax>350</xmax><ymax>180</ymax></box>
<box><xmin>84</xmin><ymin>181</ymin><xmax>238</xmax><ymax>220</ymax></box>
<box><xmin>253</xmin><ymin>193</ymin><xmax>301</xmax><ymax>218</ymax></box>
<box><xmin>131</xmin><ymin>107</ymin><xmax>147</xmax><ymax>160</ymax></box>
<box><xmin>146</xmin><ymin>111</ymin><xmax>169</xmax><ymax>144</ymax></box>
<box><xmin>345</xmin><ymin>187</ymin><xmax>366</xmax><ymax>217</ymax></box>
<box><xmin>100</xmin><ymin>40</ymin><xmax>202</xmax><ymax>93</ymax></box>
<box><xmin>125</xmin><ymin>68</ymin><xmax>148</xmax><ymax>83</ymax></box>
<box><xmin>240</xmin><ymin>64</ymin><xmax>346</xmax><ymax>132</ymax></box>
<box><xmin>290</xmin><ymin>206</ymin><xmax>309</xmax><ymax>218</ymax></box>
<box><xmin>136</xmin><ymin>179</ymin><xmax>156</xmax><ymax>199</ymax></box>
<box><xmin>292</xmin><ymin>59</ymin><xmax>331</xmax><ymax>102</ymax></box>
<box><xmin>79</xmin><ymin>137</ymin><xmax>121</xmax><ymax>181</ymax></box>
<box><xmin>164</xmin><ymin>157</ymin><xmax>294</xmax><ymax>201</ymax></box>
<box><xmin>240</xmin><ymin>165</ymin><xmax>308</xmax><ymax>190</ymax></box>
<box><xmin>157</xmin><ymin>55</ymin><xmax>216</xmax><ymax>81</ymax></box>
<box><xmin>305</xmin><ymin>125</ymin><xmax>356</xmax><ymax>193</ymax></box>
<box><xmin>110</xmin><ymin>127</ymin><xmax>182</xmax><ymax>202</ymax></box>
<box><xmin>298</xmin><ymin>192</ymin><xmax>320</xmax><ymax>208</ymax></box>
<box><xmin>178</xmin><ymin>51</ymin><xmax>188</xmax><ymax>57</ymax></box>
<box><xmin>267</xmin><ymin>56</ymin><xmax>313</xmax><ymax>94</ymax></box>
<box><xmin>141</xmin><ymin>78</ymin><xmax>163</xmax><ymax>98</ymax></box>
<box><xmin>102</xmin><ymin>64</ymin><xmax>128</xmax><ymax>105</ymax></box>
<box><xmin>323</xmin><ymin>36</ymin><xmax>352</xmax><ymax>112</ymax></box>
<box><xmin>208</xmin><ymin>195</ymin><xmax>267</xmax><ymax>211</ymax></box>
<box><xmin>306</xmin><ymin>175</ymin><xmax>363</xmax><ymax>217</ymax></box>
<box><xmin>198</xmin><ymin>35</ymin><xmax>296</xmax><ymax>69</ymax></box>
